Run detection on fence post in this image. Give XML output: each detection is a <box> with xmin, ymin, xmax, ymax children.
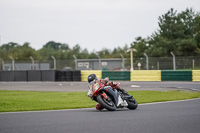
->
<box><xmin>157</xmin><ymin>62</ymin><xmax>159</xmax><ymax>70</ymax></box>
<box><xmin>144</xmin><ymin>53</ymin><xmax>149</xmax><ymax>70</ymax></box>
<box><xmin>51</xmin><ymin>56</ymin><xmax>56</xmax><ymax>70</ymax></box>
<box><xmin>96</xmin><ymin>53</ymin><xmax>101</xmax><ymax>70</ymax></box>
<box><xmin>10</xmin><ymin>56</ymin><xmax>15</xmax><ymax>71</ymax></box>
<box><xmin>30</xmin><ymin>56</ymin><xmax>35</xmax><ymax>70</ymax></box>
<box><xmin>73</xmin><ymin>55</ymin><xmax>77</xmax><ymax>70</ymax></box>
<box><xmin>192</xmin><ymin>59</ymin><xmax>194</xmax><ymax>69</ymax></box>
<box><xmin>120</xmin><ymin>53</ymin><xmax>125</xmax><ymax>70</ymax></box>
<box><xmin>0</xmin><ymin>58</ymin><xmax>4</xmax><ymax>70</ymax></box>
<box><xmin>170</xmin><ymin>52</ymin><xmax>176</xmax><ymax>70</ymax></box>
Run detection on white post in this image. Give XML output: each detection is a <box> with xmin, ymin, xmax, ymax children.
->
<box><xmin>144</xmin><ymin>53</ymin><xmax>149</xmax><ymax>70</ymax></box>
<box><xmin>51</xmin><ymin>56</ymin><xmax>56</xmax><ymax>70</ymax></box>
<box><xmin>130</xmin><ymin>48</ymin><xmax>133</xmax><ymax>71</ymax></box>
<box><xmin>170</xmin><ymin>52</ymin><xmax>176</xmax><ymax>70</ymax></box>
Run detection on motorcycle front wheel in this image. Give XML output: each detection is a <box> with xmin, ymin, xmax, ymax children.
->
<box><xmin>126</xmin><ymin>97</ymin><xmax>138</xmax><ymax>110</ymax></box>
<box><xmin>97</xmin><ymin>95</ymin><xmax>116</xmax><ymax>111</ymax></box>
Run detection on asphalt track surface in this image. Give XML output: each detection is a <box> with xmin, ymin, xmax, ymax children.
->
<box><xmin>0</xmin><ymin>81</ymin><xmax>200</xmax><ymax>92</ymax></box>
<box><xmin>0</xmin><ymin>98</ymin><xmax>200</xmax><ymax>133</ymax></box>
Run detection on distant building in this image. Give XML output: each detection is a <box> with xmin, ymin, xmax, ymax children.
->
<box><xmin>3</xmin><ymin>63</ymin><xmax>50</xmax><ymax>70</ymax></box>
<box><xmin>76</xmin><ymin>58</ymin><xmax>126</xmax><ymax>70</ymax></box>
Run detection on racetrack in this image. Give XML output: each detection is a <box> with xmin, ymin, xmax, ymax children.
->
<box><xmin>0</xmin><ymin>81</ymin><xmax>200</xmax><ymax>92</ymax></box>
<box><xmin>0</xmin><ymin>98</ymin><xmax>200</xmax><ymax>133</ymax></box>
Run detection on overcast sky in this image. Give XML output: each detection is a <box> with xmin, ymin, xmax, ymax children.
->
<box><xmin>0</xmin><ymin>0</ymin><xmax>200</xmax><ymax>52</ymax></box>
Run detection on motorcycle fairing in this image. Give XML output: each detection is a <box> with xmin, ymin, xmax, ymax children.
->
<box><xmin>99</xmin><ymin>86</ymin><xmax>119</xmax><ymax>106</ymax></box>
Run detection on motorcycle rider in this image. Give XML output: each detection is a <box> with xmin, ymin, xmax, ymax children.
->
<box><xmin>87</xmin><ymin>74</ymin><xmax>128</xmax><ymax>98</ymax></box>
<box><xmin>87</xmin><ymin>74</ymin><xmax>128</xmax><ymax>110</ymax></box>
<box><xmin>87</xmin><ymin>74</ymin><xmax>108</xmax><ymax>98</ymax></box>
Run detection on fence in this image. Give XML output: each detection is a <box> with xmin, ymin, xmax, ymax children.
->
<box><xmin>0</xmin><ymin>56</ymin><xmax>200</xmax><ymax>71</ymax></box>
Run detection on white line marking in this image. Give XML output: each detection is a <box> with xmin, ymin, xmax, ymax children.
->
<box><xmin>131</xmin><ymin>85</ymin><xmax>140</xmax><ymax>88</ymax></box>
<box><xmin>139</xmin><ymin>98</ymin><xmax>200</xmax><ymax>105</ymax></box>
<box><xmin>0</xmin><ymin>98</ymin><xmax>200</xmax><ymax>115</ymax></box>
<box><xmin>189</xmin><ymin>88</ymin><xmax>199</xmax><ymax>91</ymax></box>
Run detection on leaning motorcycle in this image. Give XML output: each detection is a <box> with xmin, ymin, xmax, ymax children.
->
<box><xmin>91</xmin><ymin>81</ymin><xmax>138</xmax><ymax>111</ymax></box>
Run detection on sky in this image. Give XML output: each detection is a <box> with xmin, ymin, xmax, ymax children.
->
<box><xmin>0</xmin><ymin>0</ymin><xmax>200</xmax><ymax>52</ymax></box>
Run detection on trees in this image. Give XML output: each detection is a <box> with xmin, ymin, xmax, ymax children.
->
<box><xmin>0</xmin><ymin>42</ymin><xmax>37</xmax><ymax>61</ymax></box>
<box><xmin>131</xmin><ymin>37</ymin><xmax>149</xmax><ymax>57</ymax></box>
<box><xmin>147</xmin><ymin>8</ymin><xmax>200</xmax><ymax>57</ymax></box>
<box><xmin>0</xmin><ymin>8</ymin><xmax>199</xmax><ymax>61</ymax></box>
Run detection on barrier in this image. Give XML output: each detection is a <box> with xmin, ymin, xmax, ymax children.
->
<box><xmin>27</xmin><ymin>70</ymin><xmax>42</xmax><ymax>81</ymax></box>
<box><xmin>81</xmin><ymin>70</ymin><xmax>102</xmax><ymax>81</ymax></box>
<box><xmin>14</xmin><ymin>71</ymin><xmax>27</xmax><ymax>81</ymax></box>
<box><xmin>102</xmin><ymin>71</ymin><xmax>130</xmax><ymax>81</ymax></box>
<box><xmin>65</xmin><ymin>71</ymin><xmax>73</xmax><ymax>81</ymax></box>
<box><xmin>73</xmin><ymin>71</ymin><xmax>81</xmax><ymax>81</ymax></box>
<box><xmin>41</xmin><ymin>70</ymin><xmax>56</xmax><ymax>81</ymax></box>
<box><xmin>56</xmin><ymin>71</ymin><xmax>72</xmax><ymax>81</ymax></box>
<box><xmin>0</xmin><ymin>71</ymin><xmax>15</xmax><ymax>81</ymax></box>
<box><xmin>131</xmin><ymin>70</ymin><xmax>161</xmax><ymax>81</ymax></box>
<box><xmin>161</xmin><ymin>70</ymin><xmax>192</xmax><ymax>81</ymax></box>
<box><xmin>192</xmin><ymin>70</ymin><xmax>200</xmax><ymax>81</ymax></box>
<box><xmin>0</xmin><ymin>70</ymin><xmax>198</xmax><ymax>82</ymax></box>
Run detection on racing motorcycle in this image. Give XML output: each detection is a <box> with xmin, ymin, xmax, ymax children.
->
<box><xmin>91</xmin><ymin>81</ymin><xmax>138</xmax><ymax>111</ymax></box>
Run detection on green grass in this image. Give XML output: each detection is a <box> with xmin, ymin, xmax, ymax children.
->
<box><xmin>0</xmin><ymin>90</ymin><xmax>200</xmax><ymax>112</ymax></box>
<box><xmin>128</xmin><ymin>91</ymin><xmax>200</xmax><ymax>104</ymax></box>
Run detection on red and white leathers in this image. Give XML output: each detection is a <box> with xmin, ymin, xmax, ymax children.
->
<box><xmin>87</xmin><ymin>77</ymin><xmax>125</xmax><ymax>98</ymax></box>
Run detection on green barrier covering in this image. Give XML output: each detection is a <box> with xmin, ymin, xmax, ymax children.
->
<box><xmin>161</xmin><ymin>70</ymin><xmax>192</xmax><ymax>81</ymax></box>
<box><xmin>102</xmin><ymin>71</ymin><xmax>130</xmax><ymax>81</ymax></box>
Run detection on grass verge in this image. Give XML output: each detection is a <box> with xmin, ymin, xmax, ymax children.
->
<box><xmin>0</xmin><ymin>90</ymin><xmax>200</xmax><ymax>112</ymax></box>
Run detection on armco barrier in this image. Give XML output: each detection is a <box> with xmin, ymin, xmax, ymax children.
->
<box><xmin>102</xmin><ymin>71</ymin><xmax>130</xmax><ymax>81</ymax></box>
<box><xmin>81</xmin><ymin>70</ymin><xmax>102</xmax><ymax>81</ymax></box>
<box><xmin>161</xmin><ymin>70</ymin><xmax>192</xmax><ymax>81</ymax></box>
<box><xmin>192</xmin><ymin>70</ymin><xmax>200</xmax><ymax>81</ymax></box>
<box><xmin>131</xmin><ymin>70</ymin><xmax>161</xmax><ymax>81</ymax></box>
<box><xmin>14</xmin><ymin>71</ymin><xmax>27</xmax><ymax>81</ymax></box>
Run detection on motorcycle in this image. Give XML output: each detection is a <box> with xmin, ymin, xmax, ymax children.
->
<box><xmin>91</xmin><ymin>81</ymin><xmax>138</xmax><ymax>111</ymax></box>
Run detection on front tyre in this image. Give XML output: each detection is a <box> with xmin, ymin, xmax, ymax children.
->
<box><xmin>126</xmin><ymin>97</ymin><xmax>138</xmax><ymax>110</ymax></box>
<box><xmin>97</xmin><ymin>95</ymin><xmax>116</xmax><ymax>111</ymax></box>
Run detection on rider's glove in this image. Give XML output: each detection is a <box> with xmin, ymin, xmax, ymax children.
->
<box><xmin>112</xmin><ymin>81</ymin><xmax>117</xmax><ymax>86</ymax></box>
<box><xmin>87</xmin><ymin>90</ymin><xmax>93</xmax><ymax>98</ymax></box>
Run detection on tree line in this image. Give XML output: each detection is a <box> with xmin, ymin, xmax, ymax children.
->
<box><xmin>0</xmin><ymin>8</ymin><xmax>199</xmax><ymax>61</ymax></box>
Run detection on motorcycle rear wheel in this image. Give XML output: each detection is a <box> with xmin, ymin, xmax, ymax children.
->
<box><xmin>97</xmin><ymin>95</ymin><xmax>116</xmax><ymax>111</ymax></box>
<box><xmin>126</xmin><ymin>97</ymin><xmax>138</xmax><ymax>110</ymax></box>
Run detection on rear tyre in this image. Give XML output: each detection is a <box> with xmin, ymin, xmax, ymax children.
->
<box><xmin>126</xmin><ymin>97</ymin><xmax>138</xmax><ymax>110</ymax></box>
<box><xmin>97</xmin><ymin>95</ymin><xmax>116</xmax><ymax>111</ymax></box>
